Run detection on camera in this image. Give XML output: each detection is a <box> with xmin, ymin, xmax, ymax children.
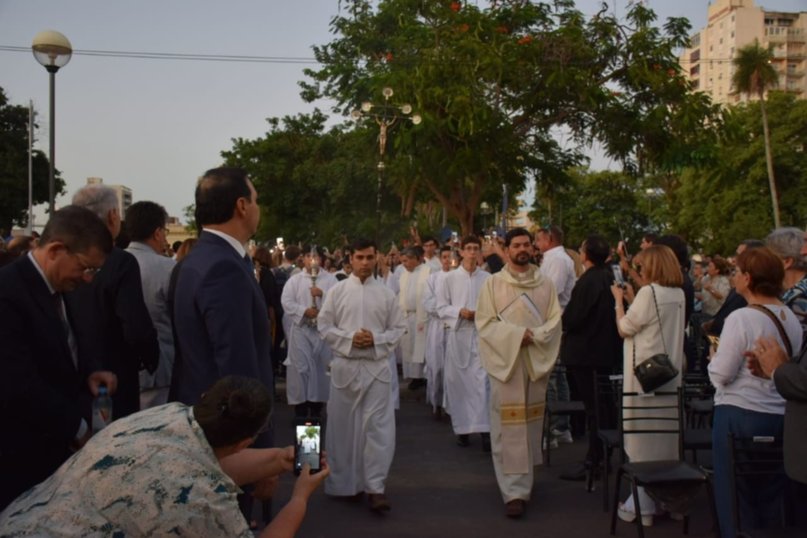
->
<box><xmin>294</xmin><ymin>418</ymin><xmax>322</xmax><ymax>476</ymax></box>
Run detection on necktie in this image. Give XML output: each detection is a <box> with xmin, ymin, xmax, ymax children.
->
<box><xmin>53</xmin><ymin>293</ymin><xmax>78</xmax><ymax>368</ymax></box>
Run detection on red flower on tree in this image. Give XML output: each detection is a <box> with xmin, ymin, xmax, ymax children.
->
<box><xmin>450</xmin><ymin>1</ymin><xmax>461</xmax><ymax>12</ymax></box>
<box><xmin>517</xmin><ymin>35</ymin><xmax>533</xmax><ymax>45</ymax></box>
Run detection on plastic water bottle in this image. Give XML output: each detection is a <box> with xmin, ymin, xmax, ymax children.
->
<box><xmin>92</xmin><ymin>386</ymin><xmax>113</xmax><ymax>433</ymax></box>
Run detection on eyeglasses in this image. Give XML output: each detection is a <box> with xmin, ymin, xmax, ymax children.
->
<box><xmin>69</xmin><ymin>251</ymin><xmax>102</xmax><ymax>276</ymax></box>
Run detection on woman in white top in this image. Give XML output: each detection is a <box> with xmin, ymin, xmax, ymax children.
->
<box><xmin>701</xmin><ymin>256</ymin><xmax>731</xmax><ymax>317</ymax></box>
<box><xmin>708</xmin><ymin>246</ymin><xmax>802</xmax><ymax>538</ymax></box>
<box><xmin>611</xmin><ymin>245</ymin><xmax>686</xmax><ymax>525</ymax></box>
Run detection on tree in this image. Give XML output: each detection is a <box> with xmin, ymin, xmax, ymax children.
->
<box><xmin>531</xmin><ymin>168</ymin><xmax>652</xmax><ymax>250</ymax></box>
<box><xmin>222</xmin><ymin>110</ymin><xmax>411</xmax><ymax>247</ymax></box>
<box><xmin>301</xmin><ymin>1</ymin><xmax>720</xmax><ymax>235</ymax></box>
<box><xmin>670</xmin><ymin>92</ymin><xmax>807</xmax><ymax>254</ymax></box>
<box><xmin>0</xmin><ymin>87</ymin><xmax>62</xmax><ymax>233</ymax></box>
<box><xmin>732</xmin><ymin>40</ymin><xmax>780</xmax><ymax>227</ymax></box>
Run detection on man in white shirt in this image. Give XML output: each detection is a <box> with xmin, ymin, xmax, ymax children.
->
<box><xmin>317</xmin><ymin>239</ymin><xmax>406</xmax><ymax>513</ymax></box>
<box><xmin>124</xmin><ymin>201</ymin><xmax>177</xmax><ymax>409</ymax></box>
<box><xmin>282</xmin><ymin>246</ymin><xmax>338</xmax><ymax>419</ymax></box>
<box><xmin>536</xmin><ymin>226</ymin><xmax>577</xmax><ymax>445</ymax></box>
<box><xmin>437</xmin><ymin>235</ymin><xmax>491</xmax><ymax>451</ymax></box>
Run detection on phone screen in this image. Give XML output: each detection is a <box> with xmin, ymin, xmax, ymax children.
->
<box><xmin>612</xmin><ymin>264</ymin><xmax>625</xmax><ymax>287</ymax></box>
<box><xmin>294</xmin><ymin>420</ymin><xmax>322</xmax><ymax>475</ymax></box>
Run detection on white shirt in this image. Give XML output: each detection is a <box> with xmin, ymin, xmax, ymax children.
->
<box><xmin>709</xmin><ymin>304</ymin><xmax>802</xmax><ymax>415</ymax></box>
<box><xmin>539</xmin><ymin>245</ymin><xmax>576</xmax><ymax>310</ymax></box>
<box><xmin>202</xmin><ymin>228</ymin><xmax>246</xmax><ymax>258</ymax></box>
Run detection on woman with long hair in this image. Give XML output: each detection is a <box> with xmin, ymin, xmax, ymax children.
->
<box><xmin>611</xmin><ymin>244</ymin><xmax>686</xmax><ymax>525</ymax></box>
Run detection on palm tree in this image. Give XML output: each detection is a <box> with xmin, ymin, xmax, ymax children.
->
<box><xmin>732</xmin><ymin>40</ymin><xmax>780</xmax><ymax>227</ymax></box>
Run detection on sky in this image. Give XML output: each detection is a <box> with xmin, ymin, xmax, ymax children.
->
<box><xmin>1</xmin><ymin>0</ymin><xmax>804</xmax><ymax>228</ymax></box>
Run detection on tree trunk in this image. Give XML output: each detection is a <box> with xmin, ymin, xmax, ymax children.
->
<box><xmin>759</xmin><ymin>91</ymin><xmax>780</xmax><ymax>228</ymax></box>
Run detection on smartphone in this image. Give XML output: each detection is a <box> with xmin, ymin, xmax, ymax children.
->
<box><xmin>276</xmin><ymin>237</ymin><xmax>285</xmax><ymax>250</ymax></box>
<box><xmin>451</xmin><ymin>231</ymin><xmax>458</xmax><ymax>243</ymax></box>
<box><xmin>294</xmin><ymin>418</ymin><xmax>322</xmax><ymax>476</ymax></box>
<box><xmin>491</xmin><ymin>230</ymin><xmax>498</xmax><ymax>240</ymax></box>
<box><xmin>612</xmin><ymin>264</ymin><xmax>626</xmax><ymax>287</ymax></box>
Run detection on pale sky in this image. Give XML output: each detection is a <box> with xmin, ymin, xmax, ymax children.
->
<box><xmin>0</xmin><ymin>0</ymin><xmax>804</xmax><ymax>227</ymax></box>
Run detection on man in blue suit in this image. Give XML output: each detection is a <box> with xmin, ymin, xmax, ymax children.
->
<box><xmin>169</xmin><ymin>167</ymin><xmax>272</xmax><ymax>431</ymax></box>
<box><xmin>0</xmin><ymin>206</ymin><xmax>117</xmax><ymax>510</ymax></box>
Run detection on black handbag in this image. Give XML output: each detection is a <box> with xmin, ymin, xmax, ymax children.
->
<box><xmin>632</xmin><ymin>284</ymin><xmax>680</xmax><ymax>393</ymax></box>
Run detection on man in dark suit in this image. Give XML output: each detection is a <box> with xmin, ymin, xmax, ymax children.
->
<box><xmin>169</xmin><ymin>167</ymin><xmax>273</xmax><ymax>522</ymax></box>
<box><xmin>560</xmin><ymin>234</ymin><xmax>623</xmax><ymax>481</ymax></box>
<box><xmin>169</xmin><ymin>167</ymin><xmax>272</xmax><ymax>422</ymax></box>
<box><xmin>0</xmin><ymin>206</ymin><xmax>117</xmax><ymax>510</ymax></box>
<box><xmin>68</xmin><ymin>184</ymin><xmax>159</xmax><ymax>419</ymax></box>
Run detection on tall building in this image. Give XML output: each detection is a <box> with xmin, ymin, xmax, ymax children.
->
<box><xmin>679</xmin><ymin>0</ymin><xmax>806</xmax><ymax>105</ymax></box>
<box><xmin>86</xmin><ymin>177</ymin><xmax>133</xmax><ymax>218</ymax></box>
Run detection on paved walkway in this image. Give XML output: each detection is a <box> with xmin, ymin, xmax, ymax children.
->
<box><xmin>268</xmin><ymin>382</ymin><xmax>715</xmax><ymax>538</ymax></box>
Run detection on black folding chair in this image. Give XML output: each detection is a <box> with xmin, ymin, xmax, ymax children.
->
<box><xmin>682</xmin><ymin>374</ymin><xmax>714</xmax><ymax>464</ymax></box>
<box><xmin>728</xmin><ymin>434</ymin><xmax>797</xmax><ymax>538</ymax></box>
<box><xmin>609</xmin><ymin>388</ymin><xmax>715</xmax><ymax>538</ymax></box>
<box><xmin>542</xmin><ymin>395</ymin><xmax>586</xmax><ymax>467</ymax></box>
<box><xmin>590</xmin><ymin>373</ymin><xmax>623</xmax><ymax>511</ymax></box>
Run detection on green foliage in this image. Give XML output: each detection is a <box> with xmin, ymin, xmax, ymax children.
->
<box><xmin>670</xmin><ymin>92</ymin><xmax>807</xmax><ymax>254</ymax></box>
<box><xmin>299</xmin><ymin>0</ymin><xmax>720</xmax><ymax>235</ymax></box>
<box><xmin>532</xmin><ymin>168</ymin><xmax>652</xmax><ymax>250</ymax></box>
<box><xmin>221</xmin><ymin>110</ymin><xmax>410</xmax><ymax>246</ymax></box>
<box><xmin>0</xmin><ymin>87</ymin><xmax>63</xmax><ymax>232</ymax></box>
<box><xmin>732</xmin><ymin>41</ymin><xmax>778</xmax><ymax>97</ymax></box>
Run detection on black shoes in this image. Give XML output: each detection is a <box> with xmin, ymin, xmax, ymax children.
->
<box><xmin>456</xmin><ymin>434</ymin><xmax>470</xmax><ymax>447</ymax></box>
<box><xmin>505</xmin><ymin>499</ymin><xmax>526</xmax><ymax>518</ymax></box>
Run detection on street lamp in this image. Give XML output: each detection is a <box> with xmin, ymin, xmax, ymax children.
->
<box><xmin>32</xmin><ymin>30</ymin><xmax>72</xmax><ymax>215</ymax></box>
<box><xmin>351</xmin><ymin>86</ymin><xmax>421</xmax><ymax>239</ymax></box>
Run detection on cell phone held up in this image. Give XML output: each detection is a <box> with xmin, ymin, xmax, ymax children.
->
<box><xmin>294</xmin><ymin>418</ymin><xmax>322</xmax><ymax>476</ymax></box>
<box><xmin>612</xmin><ymin>264</ymin><xmax>626</xmax><ymax>288</ymax></box>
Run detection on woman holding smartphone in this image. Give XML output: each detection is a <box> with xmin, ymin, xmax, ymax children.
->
<box><xmin>611</xmin><ymin>245</ymin><xmax>686</xmax><ymax>526</ymax></box>
<box><xmin>0</xmin><ymin>376</ymin><xmax>329</xmax><ymax>537</ymax></box>
<box><xmin>707</xmin><ymin>247</ymin><xmax>801</xmax><ymax>538</ymax></box>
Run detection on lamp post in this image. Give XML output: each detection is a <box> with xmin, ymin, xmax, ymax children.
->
<box><xmin>351</xmin><ymin>87</ymin><xmax>421</xmax><ymax>240</ymax></box>
<box><xmin>32</xmin><ymin>30</ymin><xmax>72</xmax><ymax>215</ymax></box>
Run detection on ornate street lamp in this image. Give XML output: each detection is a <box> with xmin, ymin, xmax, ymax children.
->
<box><xmin>32</xmin><ymin>30</ymin><xmax>72</xmax><ymax>214</ymax></box>
<box><xmin>351</xmin><ymin>87</ymin><xmax>421</xmax><ymax>239</ymax></box>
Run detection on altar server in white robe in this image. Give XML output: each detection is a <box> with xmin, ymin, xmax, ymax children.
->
<box><xmin>424</xmin><ymin>245</ymin><xmax>453</xmax><ymax>416</ymax></box>
<box><xmin>437</xmin><ymin>235</ymin><xmax>492</xmax><ymax>450</ymax></box>
<box><xmin>476</xmin><ymin>228</ymin><xmax>562</xmax><ymax>519</ymax></box>
<box><xmin>398</xmin><ymin>246</ymin><xmax>432</xmax><ymax>389</ymax></box>
<box><xmin>281</xmin><ymin>246</ymin><xmax>338</xmax><ymax>419</ymax></box>
<box><xmin>318</xmin><ymin>239</ymin><xmax>406</xmax><ymax>513</ymax></box>
<box><xmin>421</xmin><ymin>236</ymin><xmax>443</xmax><ymax>273</ymax></box>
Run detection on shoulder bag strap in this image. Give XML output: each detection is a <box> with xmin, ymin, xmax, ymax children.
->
<box><xmin>649</xmin><ymin>284</ymin><xmax>668</xmax><ymax>356</ymax></box>
<box><xmin>748</xmin><ymin>304</ymin><xmax>793</xmax><ymax>358</ymax></box>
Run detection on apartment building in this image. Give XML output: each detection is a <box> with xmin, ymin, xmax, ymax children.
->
<box><xmin>679</xmin><ymin>0</ymin><xmax>806</xmax><ymax>105</ymax></box>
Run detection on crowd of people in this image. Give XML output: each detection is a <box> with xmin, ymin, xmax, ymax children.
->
<box><xmin>1</xmin><ymin>166</ymin><xmax>806</xmax><ymax>536</ymax></box>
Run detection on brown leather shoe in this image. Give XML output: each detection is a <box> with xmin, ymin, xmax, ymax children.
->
<box><xmin>368</xmin><ymin>493</ymin><xmax>391</xmax><ymax>512</ymax></box>
<box><xmin>505</xmin><ymin>499</ymin><xmax>526</xmax><ymax>519</ymax></box>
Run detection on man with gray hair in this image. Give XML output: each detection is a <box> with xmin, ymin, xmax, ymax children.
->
<box><xmin>67</xmin><ymin>184</ymin><xmax>159</xmax><ymax>419</ymax></box>
<box><xmin>766</xmin><ymin>227</ymin><xmax>807</xmax><ymax>350</ymax></box>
